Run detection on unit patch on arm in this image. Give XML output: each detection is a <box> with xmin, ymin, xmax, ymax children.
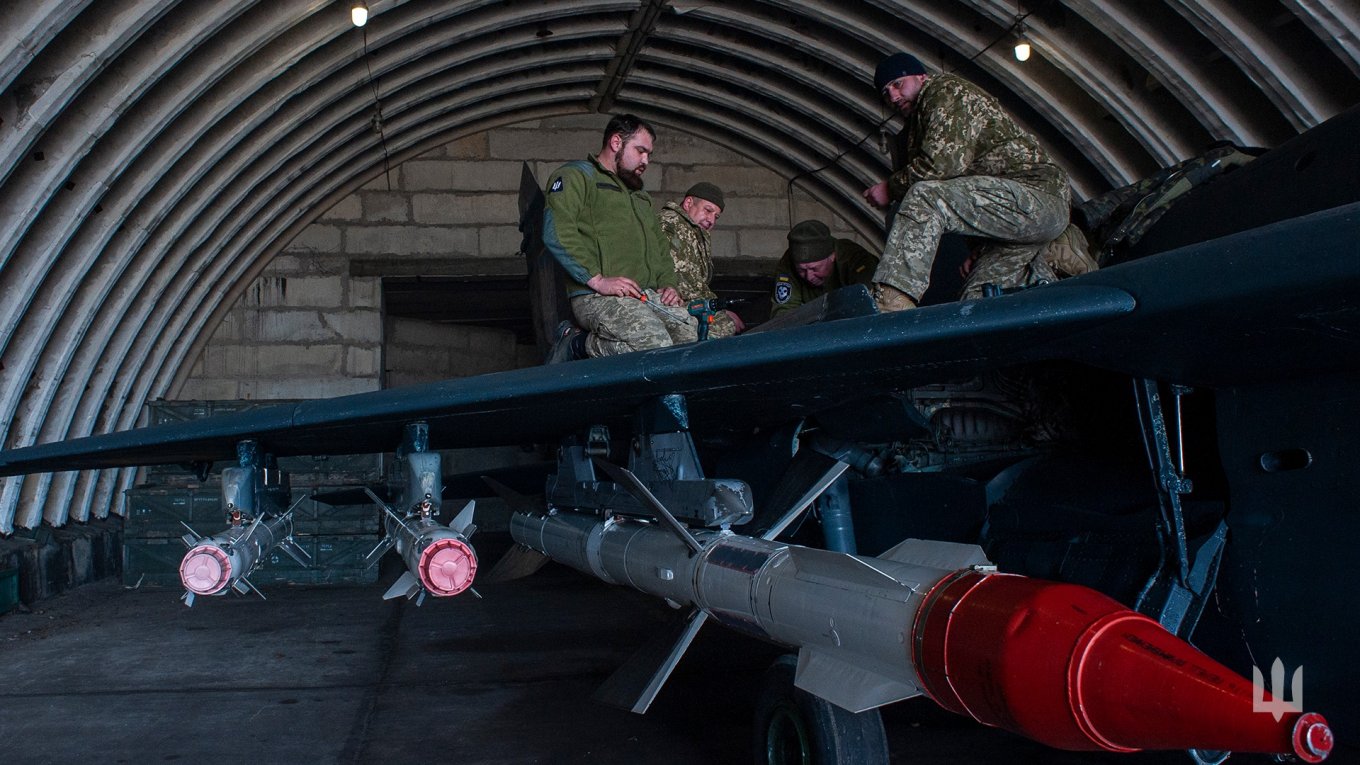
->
<box><xmin>550</xmin><ymin>177</ymin><xmax>564</xmax><ymax>193</ymax></box>
<box><xmin>774</xmin><ymin>278</ymin><xmax>792</xmax><ymax>304</ymax></box>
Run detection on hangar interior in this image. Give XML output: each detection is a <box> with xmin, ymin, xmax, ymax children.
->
<box><xmin>1</xmin><ymin>1</ymin><xmax>1358</xmax><ymax>763</ymax></box>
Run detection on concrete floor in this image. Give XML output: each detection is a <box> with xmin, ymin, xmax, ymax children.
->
<box><xmin>0</xmin><ymin>536</ymin><xmax>1296</xmax><ymax>765</ymax></box>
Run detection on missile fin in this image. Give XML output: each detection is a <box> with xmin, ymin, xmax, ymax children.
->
<box><xmin>279</xmin><ymin>537</ymin><xmax>311</xmax><ymax>567</ymax></box>
<box><xmin>795</xmin><ymin>648</ymin><xmax>921</xmax><ymax>713</ymax></box>
<box><xmin>363</xmin><ymin>536</ymin><xmax>395</xmax><ymax>568</ymax></box>
<box><xmin>592</xmin><ymin>458</ymin><xmax>702</xmax><ymax>555</ymax></box>
<box><xmin>484</xmin><ymin>543</ymin><xmax>550</xmax><ymax>583</ymax></box>
<box><xmin>877</xmin><ymin>538</ymin><xmax>991</xmax><ymax>570</ymax></box>
<box><xmin>480</xmin><ymin>476</ymin><xmax>544</xmax><ymax>516</ymax></box>
<box><xmin>449</xmin><ymin>500</ymin><xmax>476</xmax><ymax>535</ymax></box>
<box><xmin>179</xmin><ymin>521</ymin><xmax>203</xmax><ymax>547</ymax></box>
<box><xmin>593</xmin><ymin>608</ymin><xmax>709</xmax><ymax>714</ymax></box>
<box><xmin>759</xmin><ymin>453</ymin><xmax>850</xmax><ymax>541</ymax></box>
<box><xmin>786</xmin><ymin>546</ymin><xmax>912</xmax><ymax>593</ymax></box>
<box><xmin>383</xmin><ymin>571</ymin><xmax>421</xmax><ymax>601</ymax></box>
<box><xmin>239</xmin><ymin>576</ymin><xmax>266</xmax><ymax>600</ymax></box>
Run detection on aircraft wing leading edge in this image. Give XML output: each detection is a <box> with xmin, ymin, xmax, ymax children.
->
<box><xmin>0</xmin><ymin>284</ymin><xmax>1135</xmax><ymax>476</ymax></box>
<box><xmin>2</xmin><ymin>199</ymin><xmax>1357</xmax><ymax>478</ymax></box>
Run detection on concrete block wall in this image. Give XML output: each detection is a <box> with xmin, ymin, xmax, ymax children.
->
<box><xmin>178</xmin><ymin>114</ymin><xmax>869</xmax><ymax>398</ymax></box>
<box><xmin>384</xmin><ymin>317</ymin><xmax>539</xmax><ymax>389</ymax></box>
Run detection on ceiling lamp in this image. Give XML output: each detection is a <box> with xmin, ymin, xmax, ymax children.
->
<box><xmin>1013</xmin><ymin>19</ymin><xmax>1031</xmax><ymax>62</ymax></box>
<box><xmin>351</xmin><ymin>1</ymin><xmax>369</xmax><ymax>28</ymax></box>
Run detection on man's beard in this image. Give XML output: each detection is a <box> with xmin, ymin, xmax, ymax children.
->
<box><xmin>614</xmin><ymin>149</ymin><xmax>645</xmax><ymax>190</ymax></box>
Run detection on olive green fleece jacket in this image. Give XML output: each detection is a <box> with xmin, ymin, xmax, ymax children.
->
<box><xmin>543</xmin><ymin>156</ymin><xmax>676</xmax><ymax>298</ymax></box>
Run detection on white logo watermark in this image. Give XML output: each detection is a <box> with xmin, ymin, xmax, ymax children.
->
<box><xmin>1252</xmin><ymin>658</ymin><xmax>1303</xmax><ymax>721</ymax></box>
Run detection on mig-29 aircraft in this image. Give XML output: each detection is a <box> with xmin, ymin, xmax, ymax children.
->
<box><xmin>2</xmin><ymin>104</ymin><xmax>1358</xmax><ymax>764</ymax></box>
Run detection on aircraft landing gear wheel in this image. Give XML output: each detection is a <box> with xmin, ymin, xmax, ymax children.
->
<box><xmin>753</xmin><ymin>654</ymin><xmax>889</xmax><ymax>765</ymax></box>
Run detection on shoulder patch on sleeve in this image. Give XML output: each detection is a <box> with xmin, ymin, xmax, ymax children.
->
<box><xmin>549</xmin><ymin>177</ymin><xmax>564</xmax><ymax>193</ymax></box>
<box><xmin>774</xmin><ymin>282</ymin><xmax>792</xmax><ymax>304</ymax></box>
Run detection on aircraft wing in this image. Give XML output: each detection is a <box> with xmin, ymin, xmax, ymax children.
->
<box><xmin>2</xmin><ymin>199</ymin><xmax>1357</xmax><ymax>477</ymax></box>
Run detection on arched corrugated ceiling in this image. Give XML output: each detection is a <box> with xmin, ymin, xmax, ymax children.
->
<box><xmin>1</xmin><ymin>0</ymin><xmax>1358</xmax><ymax>533</ymax></box>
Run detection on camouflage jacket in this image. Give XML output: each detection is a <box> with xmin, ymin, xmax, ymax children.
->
<box><xmin>543</xmin><ymin>155</ymin><xmax>676</xmax><ymax>298</ymax></box>
<box><xmin>770</xmin><ymin>239</ymin><xmax>879</xmax><ymax>317</ymax></box>
<box><xmin>889</xmin><ymin>74</ymin><xmax>1069</xmax><ymax>202</ymax></box>
<box><xmin>658</xmin><ymin>202</ymin><xmax>736</xmax><ymax>337</ymax></box>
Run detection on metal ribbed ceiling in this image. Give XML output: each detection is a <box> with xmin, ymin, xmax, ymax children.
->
<box><xmin>2</xmin><ymin>0</ymin><xmax>1358</xmax><ymax>533</ymax></box>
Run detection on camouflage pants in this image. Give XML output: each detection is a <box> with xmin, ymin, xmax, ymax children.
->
<box><xmin>571</xmin><ymin>289</ymin><xmax>698</xmax><ymax>358</ymax></box>
<box><xmin>875</xmin><ymin>176</ymin><xmax>1070</xmax><ymax>302</ymax></box>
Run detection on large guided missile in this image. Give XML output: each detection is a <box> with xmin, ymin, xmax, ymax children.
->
<box><xmin>510</xmin><ymin>487</ymin><xmax>1333</xmax><ymax>761</ymax></box>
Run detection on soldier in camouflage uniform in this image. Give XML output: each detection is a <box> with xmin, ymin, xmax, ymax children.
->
<box><xmin>865</xmin><ymin>53</ymin><xmax>1071</xmax><ymax>310</ymax></box>
<box><xmin>543</xmin><ymin>114</ymin><xmax>697</xmax><ymax>361</ymax></box>
<box><xmin>657</xmin><ymin>182</ymin><xmax>743</xmax><ymax>339</ymax></box>
<box><xmin>770</xmin><ymin>220</ymin><xmax>879</xmax><ymax>317</ymax></box>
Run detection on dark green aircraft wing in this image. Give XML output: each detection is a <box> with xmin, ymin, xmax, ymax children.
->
<box><xmin>2</xmin><ymin>199</ymin><xmax>1357</xmax><ymax>477</ymax></box>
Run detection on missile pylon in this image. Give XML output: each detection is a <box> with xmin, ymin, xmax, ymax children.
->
<box><xmin>364</xmin><ymin>448</ymin><xmax>479</xmax><ymax>605</ymax></box>
<box><xmin>508</xmin><ymin>462</ymin><xmax>1334</xmax><ymax>762</ymax></box>
<box><xmin>178</xmin><ymin>464</ymin><xmax>311</xmax><ymax>607</ymax></box>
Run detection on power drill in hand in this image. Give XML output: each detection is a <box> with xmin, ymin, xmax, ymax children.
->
<box><xmin>686</xmin><ymin>298</ymin><xmax>746</xmax><ymax>341</ymax></box>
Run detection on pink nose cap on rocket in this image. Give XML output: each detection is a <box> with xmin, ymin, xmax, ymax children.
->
<box><xmin>911</xmin><ymin>571</ymin><xmax>1335</xmax><ymax>760</ymax></box>
<box><xmin>180</xmin><ymin>545</ymin><xmax>232</xmax><ymax>595</ymax></box>
<box><xmin>417</xmin><ymin>537</ymin><xmax>477</xmax><ymax>596</ymax></box>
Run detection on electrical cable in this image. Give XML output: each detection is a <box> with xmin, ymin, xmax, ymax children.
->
<box><xmin>361</xmin><ymin>25</ymin><xmax>394</xmax><ymax>191</ymax></box>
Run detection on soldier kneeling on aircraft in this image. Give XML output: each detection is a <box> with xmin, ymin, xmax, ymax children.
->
<box><xmin>863</xmin><ymin>52</ymin><xmax>1082</xmax><ymax>311</ymax></box>
<box><xmin>543</xmin><ymin>114</ymin><xmax>697</xmax><ymax>363</ymax></box>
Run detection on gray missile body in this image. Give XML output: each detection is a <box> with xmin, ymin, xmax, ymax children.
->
<box><xmin>511</xmin><ymin>509</ymin><xmax>945</xmax><ymax>711</ymax></box>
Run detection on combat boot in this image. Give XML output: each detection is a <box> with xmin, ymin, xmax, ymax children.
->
<box><xmin>546</xmin><ymin>320</ymin><xmax>584</xmax><ymax>364</ymax></box>
<box><xmin>872</xmin><ymin>283</ymin><xmax>917</xmax><ymax>313</ymax></box>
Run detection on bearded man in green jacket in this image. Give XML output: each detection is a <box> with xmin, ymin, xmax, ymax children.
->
<box><xmin>543</xmin><ymin>114</ymin><xmax>697</xmax><ymax>361</ymax></box>
<box><xmin>864</xmin><ymin>52</ymin><xmax>1071</xmax><ymax>312</ymax></box>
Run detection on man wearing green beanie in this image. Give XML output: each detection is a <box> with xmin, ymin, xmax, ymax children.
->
<box><xmin>864</xmin><ymin>52</ymin><xmax>1071</xmax><ymax>311</ymax></box>
<box><xmin>770</xmin><ymin>220</ymin><xmax>879</xmax><ymax>317</ymax></box>
<box><xmin>658</xmin><ymin>182</ymin><xmax>744</xmax><ymax>338</ymax></box>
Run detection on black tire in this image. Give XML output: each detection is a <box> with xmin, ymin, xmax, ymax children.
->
<box><xmin>752</xmin><ymin>654</ymin><xmax>890</xmax><ymax>765</ymax></box>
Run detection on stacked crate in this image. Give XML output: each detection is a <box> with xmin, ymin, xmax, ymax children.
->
<box><xmin>123</xmin><ymin>399</ymin><xmax>385</xmax><ymax>590</ymax></box>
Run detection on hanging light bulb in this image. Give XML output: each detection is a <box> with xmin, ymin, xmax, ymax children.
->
<box><xmin>351</xmin><ymin>1</ymin><xmax>369</xmax><ymax>28</ymax></box>
<box><xmin>1013</xmin><ymin>19</ymin><xmax>1031</xmax><ymax>62</ymax></box>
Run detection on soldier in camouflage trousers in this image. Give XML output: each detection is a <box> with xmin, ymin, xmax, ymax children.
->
<box><xmin>658</xmin><ymin>182</ymin><xmax>743</xmax><ymax>339</ymax></box>
<box><xmin>543</xmin><ymin>114</ymin><xmax>697</xmax><ymax>361</ymax></box>
<box><xmin>865</xmin><ymin>53</ymin><xmax>1072</xmax><ymax>309</ymax></box>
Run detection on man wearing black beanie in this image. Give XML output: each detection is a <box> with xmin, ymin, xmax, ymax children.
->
<box><xmin>864</xmin><ymin>52</ymin><xmax>1070</xmax><ymax>311</ymax></box>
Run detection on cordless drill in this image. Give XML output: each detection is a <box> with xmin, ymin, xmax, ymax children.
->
<box><xmin>685</xmin><ymin>298</ymin><xmax>745</xmax><ymax>341</ymax></box>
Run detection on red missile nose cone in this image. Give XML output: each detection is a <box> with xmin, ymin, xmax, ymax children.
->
<box><xmin>180</xmin><ymin>545</ymin><xmax>231</xmax><ymax>595</ymax></box>
<box><xmin>418</xmin><ymin>538</ymin><xmax>477</xmax><ymax>596</ymax></box>
<box><xmin>1296</xmin><ymin>713</ymin><xmax>1333</xmax><ymax>763</ymax></box>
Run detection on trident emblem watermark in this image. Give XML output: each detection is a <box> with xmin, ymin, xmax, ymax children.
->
<box><xmin>1252</xmin><ymin>658</ymin><xmax>1303</xmax><ymax>721</ymax></box>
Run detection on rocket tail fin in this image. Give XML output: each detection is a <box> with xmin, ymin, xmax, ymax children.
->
<box><xmin>449</xmin><ymin>500</ymin><xmax>476</xmax><ymax>535</ymax></box>
<box><xmin>383</xmin><ymin>571</ymin><xmax>422</xmax><ymax>602</ymax></box>
<box><xmin>757</xmin><ymin>450</ymin><xmax>849</xmax><ymax>542</ymax></box>
<box><xmin>483</xmin><ymin>543</ymin><xmax>550</xmax><ymax>583</ymax></box>
<box><xmin>593</xmin><ymin>608</ymin><xmax>709</xmax><ymax>714</ymax></box>
<box><xmin>279</xmin><ymin>537</ymin><xmax>311</xmax><ymax>567</ymax></box>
